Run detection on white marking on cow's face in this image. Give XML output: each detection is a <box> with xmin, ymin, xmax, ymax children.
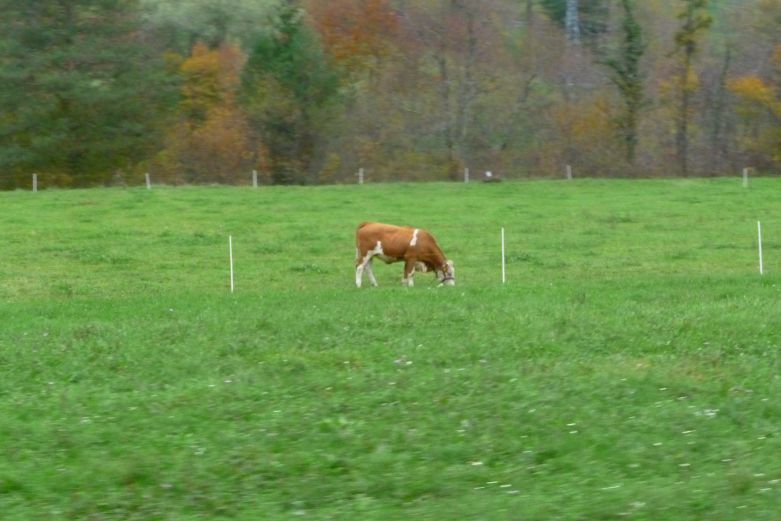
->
<box><xmin>410</xmin><ymin>228</ymin><xmax>420</xmax><ymax>247</ymax></box>
<box><xmin>437</xmin><ymin>260</ymin><xmax>456</xmax><ymax>286</ymax></box>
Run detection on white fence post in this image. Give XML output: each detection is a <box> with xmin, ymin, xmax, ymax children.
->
<box><xmin>566</xmin><ymin>164</ymin><xmax>573</xmax><ymax>180</ymax></box>
<box><xmin>358</xmin><ymin>168</ymin><xmax>364</xmax><ymax>185</ymax></box>
<box><xmin>501</xmin><ymin>227</ymin><xmax>506</xmax><ymax>284</ymax></box>
<box><xmin>145</xmin><ymin>173</ymin><xmax>151</xmax><ymax>190</ymax></box>
<box><xmin>758</xmin><ymin>221</ymin><xmax>764</xmax><ymax>276</ymax></box>
<box><xmin>742</xmin><ymin>168</ymin><xmax>749</xmax><ymax>188</ymax></box>
<box><xmin>252</xmin><ymin>170</ymin><xmax>258</xmax><ymax>188</ymax></box>
<box><xmin>32</xmin><ymin>173</ymin><xmax>38</xmax><ymax>193</ymax></box>
<box><xmin>464</xmin><ymin>168</ymin><xmax>470</xmax><ymax>183</ymax></box>
<box><xmin>229</xmin><ymin>235</ymin><xmax>235</xmax><ymax>293</ymax></box>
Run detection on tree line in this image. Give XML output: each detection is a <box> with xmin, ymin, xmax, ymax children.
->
<box><xmin>1</xmin><ymin>0</ymin><xmax>779</xmax><ymax>189</ymax></box>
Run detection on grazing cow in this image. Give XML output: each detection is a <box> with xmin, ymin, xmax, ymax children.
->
<box><xmin>355</xmin><ymin>222</ymin><xmax>455</xmax><ymax>287</ymax></box>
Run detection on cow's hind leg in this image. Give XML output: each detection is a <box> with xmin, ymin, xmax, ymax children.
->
<box><xmin>355</xmin><ymin>248</ymin><xmax>365</xmax><ymax>287</ymax></box>
<box><xmin>355</xmin><ymin>248</ymin><xmax>374</xmax><ymax>288</ymax></box>
<box><xmin>365</xmin><ymin>258</ymin><xmax>378</xmax><ymax>287</ymax></box>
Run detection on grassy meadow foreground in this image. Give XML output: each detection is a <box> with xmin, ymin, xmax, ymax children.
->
<box><xmin>1</xmin><ymin>179</ymin><xmax>780</xmax><ymax>520</ymax></box>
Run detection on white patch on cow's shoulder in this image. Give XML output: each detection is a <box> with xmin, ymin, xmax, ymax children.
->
<box><xmin>410</xmin><ymin>229</ymin><xmax>419</xmax><ymax>246</ymax></box>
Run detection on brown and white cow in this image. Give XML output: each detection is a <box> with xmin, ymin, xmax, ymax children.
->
<box><xmin>355</xmin><ymin>222</ymin><xmax>455</xmax><ymax>287</ymax></box>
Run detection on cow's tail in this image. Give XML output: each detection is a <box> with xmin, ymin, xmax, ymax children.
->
<box><xmin>355</xmin><ymin>222</ymin><xmax>371</xmax><ymax>254</ymax></box>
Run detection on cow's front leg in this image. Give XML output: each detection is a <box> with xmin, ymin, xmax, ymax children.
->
<box><xmin>355</xmin><ymin>263</ymin><xmax>365</xmax><ymax>288</ymax></box>
<box><xmin>402</xmin><ymin>259</ymin><xmax>416</xmax><ymax>287</ymax></box>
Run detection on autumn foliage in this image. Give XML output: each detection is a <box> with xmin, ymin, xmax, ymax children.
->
<box><xmin>152</xmin><ymin>43</ymin><xmax>255</xmax><ymax>183</ymax></box>
<box><xmin>728</xmin><ymin>46</ymin><xmax>781</xmax><ymax>164</ymax></box>
<box><xmin>305</xmin><ymin>0</ymin><xmax>400</xmax><ymax>72</ymax></box>
<box><xmin>3</xmin><ymin>0</ymin><xmax>781</xmax><ymax>188</ymax></box>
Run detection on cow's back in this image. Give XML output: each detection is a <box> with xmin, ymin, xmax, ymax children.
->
<box><xmin>356</xmin><ymin>222</ymin><xmax>407</xmax><ymax>241</ymax></box>
<box><xmin>356</xmin><ymin>222</ymin><xmax>416</xmax><ymax>257</ymax></box>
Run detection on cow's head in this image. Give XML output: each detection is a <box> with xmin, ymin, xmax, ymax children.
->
<box><xmin>437</xmin><ymin>260</ymin><xmax>456</xmax><ymax>286</ymax></box>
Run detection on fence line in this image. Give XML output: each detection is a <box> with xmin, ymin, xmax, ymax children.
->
<box><xmin>7</xmin><ymin>224</ymin><xmax>774</xmax><ymax>297</ymax></box>
<box><xmin>0</xmin><ymin>168</ymin><xmax>776</xmax><ymax>189</ymax></box>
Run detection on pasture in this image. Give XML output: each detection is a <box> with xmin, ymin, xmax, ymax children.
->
<box><xmin>1</xmin><ymin>179</ymin><xmax>780</xmax><ymax>520</ymax></box>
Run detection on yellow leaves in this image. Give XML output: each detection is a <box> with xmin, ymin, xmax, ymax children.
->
<box><xmin>538</xmin><ymin>96</ymin><xmax>625</xmax><ymax>175</ymax></box>
<box><xmin>728</xmin><ymin>73</ymin><xmax>781</xmax><ymax>163</ymax></box>
<box><xmin>561</xmin><ymin>97</ymin><xmax>615</xmax><ymax>145</ymax></box>
<box><xmin>682</xmin><ymin>69</ymin><xmax>701</xmax><ymax>94</ymax></box>
<box><xmin>728</xmin><ymin>75</ymin><xmax>781</xmax><ymax>118</ymax></box>
<box><xmin>180</xmin><ymin>42</ymin><xmax>246</xmax><ymax>121</ymax></box>
<box><xmin>729</xmin><ymin>76</ymin><xmax>777</xmax><ymax>106</ymax></box>
<box><xmin>152</xmin><ymin>42</ymin><xmax>256</xmax><ymax>182</ymax></box>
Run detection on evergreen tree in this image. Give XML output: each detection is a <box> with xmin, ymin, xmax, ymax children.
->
<box><xmin>242</xmin><ymin>2</ymin><xmax>340</xmax><ymax>184</ymax></box>
<box><xmin>601</xmin><ymin>0</ymin><xmax>645</xmax><ymax>165</ymax></box>
<box><xmin>0</xmin><ymin>0</ymin><xmax>176</xmax><ymax>187</ymax></box>
<box><xmin>673</xmin><ymin>0</ymin><xmax>712</xmax><ymax>176</ymax></box>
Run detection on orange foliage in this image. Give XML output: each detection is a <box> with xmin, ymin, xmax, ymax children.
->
<box><xmin>541</xmin><ymin>96</ymin><xmax>624</xmax><ymax>175</ymax></box>
<box><xmin>570</xmin><ymin>98</ymin><xmax>615</xmax><ymax>144</ymax></box>
<box><xmin>179</xmin><ymin>42</ymin><xmax>245</xmax><ymax>122</ymax></box>
<box><xmin>174</xmin><ymin>106</ymin><xmax>251</xmax><ymax>180</ymax></box>
<box><xmin>305</xmin><ymin>0</ymin><xmax>399</xmax><ymax>71</ymax></box>
<box><xmin>154</xmin><ymin>42</ymin><xmax>257</xmax><ymax>183</ymax></box>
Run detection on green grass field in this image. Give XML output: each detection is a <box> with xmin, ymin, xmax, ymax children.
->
<box><xmin>1</xmin><ymin>179</ymin><xmax>780</xmax><ymax>520</ymax></box>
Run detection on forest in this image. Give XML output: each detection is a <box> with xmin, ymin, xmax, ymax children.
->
<box><xmin>0</xmin><ymin>0</ymin><xmax>779</xmax><ymax>188</ymax></box>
